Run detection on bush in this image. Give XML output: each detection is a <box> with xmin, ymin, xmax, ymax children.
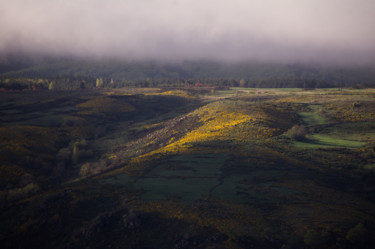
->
<box><xmin>80</xmin><ymin>163</ymin><xmax>91</xmax><ymax>176</ymax></box>
<box><xmin>304</xmin><ymin>229</ymin><xmax>323</xmax><ymax>248</ymax></box>
<box><xmin>56</xmin><ymin>148</ymin><xmax>72</xmax><ymax>165</ymax></box>
<box><xmin>286</xmin><ymin>125</ymin><xmax>307</xmax><ymax>141</ymax></box>
<box><xmin>72</xmin><ymin>139</ymin><xmax>91</xmax><ymax>164</ymax></box>
<box><xmin>6</xmin><ymin>183</ymin><xmax>39</xmax><ymax>201</ymax></box>
<box><xmin>346</xmin><ymin>223</ymin><xmax>368</xmax><ymax>246</ymax></box>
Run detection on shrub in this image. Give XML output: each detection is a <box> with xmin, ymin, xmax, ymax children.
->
<box><xmin>286</xmin><ymin>125</ymin><xmax>307</xmax><ymax>141</ymax></box>
<box><xmin>304</xmin><ymin>229</ymin><xmax>323</xmax><ymax>248</ymax></box>
<box><xmin>72</xmin><ymin>139</ymin><xmax>91</xmax><ymax>164</ymax></box>
<box><xmin>56</xmin><ymin>148</ymin><xmax>72</xmax><ymax>165</ymax></box>
<box><xmin>346</xmin><ymin>223</ymin><xmax>368</xmax><ymax>246</ymax></box>
<box><xmin>80</xmin><ymin>163</ymin><xmax>91</xmax><ymax>176</ymax></box>
<box><xmin>7</xmin><ymin>183</ymin><xmax>39</xmax><ymax>201</ymax></box>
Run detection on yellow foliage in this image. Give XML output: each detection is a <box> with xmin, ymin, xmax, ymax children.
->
<box><xmin>128</xmin><ymin>101</ymin><xmax>281</xmax><ymax>166</ymax></box>
<box><xmin>107</xmin><ymin>154</ymin><xmax>117</xmax><ymax>159</ymax></box>
<box><xmin>148</xmin><ymin>90</ymin><xmax>196</xmax><ymax>99</ymax></box>
<box><xmin>325</xmin><ymin>102</ymin><xmax>375</xmax><ymax>121</ymax></box>
<box><xmin>143</xmin><ymin>122</ymin><xmax>163</xmax><ymax>130</ymax></box>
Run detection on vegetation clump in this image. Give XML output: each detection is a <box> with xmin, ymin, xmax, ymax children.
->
<box><xmin>346</xmin><ymin>223</ymin><xmax>368</xmax><ymax>247</ymax></box>
<box><xmin>304</xmin><ymin>229</ymin><xmax>323</xmax><ymax>248</ymax></box>
<box><xmin>286</xmin><ymin>125</ymin><xmax>307</xmax><ymax>141</ymax></box>
<box><xmin>149</xmin><ymin>90</ymin><xmax>196</xmax><ymax>99</ymax></box>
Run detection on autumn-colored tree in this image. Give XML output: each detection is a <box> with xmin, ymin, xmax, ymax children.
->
<box><xmin>48</xmin><ymin>81</ymin><xmax>55</xmax><ymax>90</ymax></box>
<box><xmin>96</xmin><ymin>78</ymin><xmax>104</xmax><ymax>88</ymax></box>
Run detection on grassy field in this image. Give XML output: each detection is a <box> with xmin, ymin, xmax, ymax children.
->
<box><xmin>1</xmin><ymin>87</ymin><xmax>375</xmax><ymax>249</ymax></box>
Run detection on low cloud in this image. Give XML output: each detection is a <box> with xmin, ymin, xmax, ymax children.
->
<box><xmin>1</xmin><ymin>0</ymin><xmax>375</xmax><ymax>65</ymax></box>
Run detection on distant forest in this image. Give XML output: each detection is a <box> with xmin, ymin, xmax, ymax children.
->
<box><xmin>1</xmin><ymin>56</ymin><xmax>375</xmax><ymax>90</ymax></box>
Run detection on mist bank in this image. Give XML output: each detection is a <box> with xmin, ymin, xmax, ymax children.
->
<box><xmin>2</xmin><ymin>1</ymin><xmax>375</xmax><ymax>66</ymax></box>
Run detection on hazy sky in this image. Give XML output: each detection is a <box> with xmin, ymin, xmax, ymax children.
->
<box><xmin>1</xmin><ymin>0</ymin><xmax>375</xmax><ymax>65</ymax></box>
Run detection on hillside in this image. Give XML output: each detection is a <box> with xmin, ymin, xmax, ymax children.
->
<box><xmin>1</xmin><ymin>87</ymin><xmax>375</xmax><ymax>248</ymax></box>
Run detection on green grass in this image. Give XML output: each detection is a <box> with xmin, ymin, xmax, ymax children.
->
<box><xmin>212</xmin><ymin>161</ymin><xmax>307</xmax><ymax>204</ymax></box>
<box><xmin>322</xmin><ymin>122</ymin><xmax>375</xmax><ymax>141</ymax></box>
<box><xmin>244</xmin><ymin>88</ymin><xmax>303</xmax><ymax>91</ymax></box>
<box><xmin>294</xmin><ymin>103</ymin><xmax>369</xmax><ymax>149</ymax></box>
<box><xmin>293</xmin><ymin>119</ymin><xmax>372</xmax><ymax>149</ymax></box>
<box><xmin>134</xmin><ymin>154</ymin><xmax>227</xmax><ymax>203</ymax></box>
<box><xmin>211</xmin><ymin>175</ymin><xmax>267</xmax><ymax>203</ymax></box>
<box><xmin>99</xmin><ymin>174</ymin><xmax>131</xmax><ymax>185</ymax></box>
<box><xmin>151</xmin><ymin>154</ymin><xmax>227</xmax><ymax>177</ymax></box>
<box><xmin>294</xmin><ymin>134</ymin><xmax>366</xmax><ymax>149</ymax></box>
<box><xmin>14</xmin><ymin>114</ymin><xmax>69</xmax><ymax>126</ymax></box>
<box><xmin>364</xmin><ymin>164</ymin><xmax>375</xmax><ymax>170</ymax></box>
<box><xmin>299</xmin><ymin>105</ymin><xmax>329</xmax><ymax>126</ymax></box>
<box><xmin>99</xmin><ymin>154</ymin><xmax>228</xmax><ymax>203</ymax></box>
<box><xmin>100</xmin><ymin>153</ymin><xmax>310</xmax><ymax>205</ymax></box>
<box><xmin>135</xmin><ymin>177</ymin><xmax>218</xmax><ymax>203</ymax></box>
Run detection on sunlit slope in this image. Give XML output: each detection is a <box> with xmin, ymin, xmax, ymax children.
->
<box><xmin>107</xmin><ymin>99</ymin><xmax>298</xmax><ymax>175</ymax></box>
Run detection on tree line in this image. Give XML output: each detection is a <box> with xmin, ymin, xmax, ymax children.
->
<box><xmin>1</xmin><ymin>58</ymin><xmax>375</xmax><ymax>90</ymax></box>
<box><xmin>1</xmin><ymin>75</ymin><xmax>373</xmax><ymax>91</ymax></box>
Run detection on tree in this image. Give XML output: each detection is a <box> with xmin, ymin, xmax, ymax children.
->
<box><xmin>304</xmin><ymin>229</ymin><xmax>323</xmax><ymax>248</ymax></box>
<box><xmin>286</xmin><ymin>125</ymin><xmax>307</xmax><ymax>141</ymax></box>
<box><xmin>346</xmin><ymin>223</ymin><xmax>368</xmax><ymax>247</ymax></box>
<box><xmin>96</xmin><ymin>78</ymin><xmax>104</xmax><ymax>88</ymax></box>
<box><xmin>48</xmin><ymin>81</ymin><xmax>55</xmax><ymax>90</ymax></box>
<box><xmin>72</xmin><ymin>142</ymin><xmax>80</xmax><ymax>164</ymax></box>
<box><xmin>80</xmin><ymin>163</ymin><xmax>91</xmax><ymax>176</ymax></box>
<box><xmin>239</xmin><ymin>79</ymin><xmax>246</xmax><ymax>87</ymax></box>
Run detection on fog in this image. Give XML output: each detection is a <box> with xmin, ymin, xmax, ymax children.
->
<box><xmin>1</xmin><ymin>0</ymin><xmax>375</xmax><ymax>65</ymax></box>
